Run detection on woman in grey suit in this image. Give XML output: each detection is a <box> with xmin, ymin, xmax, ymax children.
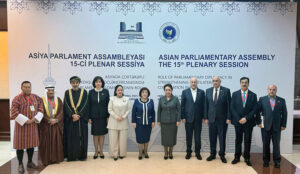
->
<box><xmin>157</xmin><ymin>84</ymin><xmax>181</xmax><ymax>160</ymax></box>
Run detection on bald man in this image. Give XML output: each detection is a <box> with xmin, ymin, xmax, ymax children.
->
<box><xmin>204</xmin><ymin>76</ymin><xmax>231</xmax><ymax>163</ymax></box>
<box><xmin>256</xmin><ymin>85</ymin><xmax>287</xmax><ymax>168</ymax></box>
<box><xmin>181</xmin><ymin>77</ymin><xmax>205</xmax><ymax>160</ymax></box>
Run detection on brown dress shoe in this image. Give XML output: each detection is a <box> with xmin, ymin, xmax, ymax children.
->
<box><xmin>27</xmin><ymin>162</ymin><xmax>38</xmax><ymax>169</ymax></box>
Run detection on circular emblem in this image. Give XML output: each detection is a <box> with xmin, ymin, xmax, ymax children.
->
<box><xmin>159</xmin><ymin>22</ymin><xmax>180</xmax><ymax>43</ymax></box>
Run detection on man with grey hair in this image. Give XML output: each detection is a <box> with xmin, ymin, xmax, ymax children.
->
<box><xmin>256</xmin><ymin>84</ymin><xmax>287</xmax><ymax>168</ymax></box>
<box><xmin>204</xmin><ymin>76</ymin><xmax>231</xmax><ymax>163</ymax></box>
<box><xmin>181</xmin><ymin>77</ymin><xmax>205</xmax><ymax>160</ymax></box>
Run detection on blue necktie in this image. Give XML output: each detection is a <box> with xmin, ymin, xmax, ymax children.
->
<box><xmin>243</xmin><ymin>92</ymin><xmax>246</xmax><ymax>107</ymax></box>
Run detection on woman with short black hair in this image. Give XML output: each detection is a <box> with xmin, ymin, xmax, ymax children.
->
<box><xmin>157</xmin><ymin>84</ymin><xmax>181</xmax><ymax>160</ymax></box>
<box><xmin>107</xmin><ymin>85</ymin><xmax>131</xmax><ymax>161</ymax></box>
<box><xmin>132</xmin><ymin>87</ymin><xmax>155</xmax><ymax>160</ymax></box>
<box><xmin>88</xmin><ymin>76</ymin><xmax>110</xmax><ymax>159</ymax></box>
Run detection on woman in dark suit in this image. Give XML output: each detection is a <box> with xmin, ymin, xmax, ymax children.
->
<box><xmin>132</xmin><ymin>87</ymin><xmax>155</xmax><ymax>160</ymax></box>
<box><xmin>157</xmin><ymin>84</ymin><xmax>181</xmax><ymax>160</ymax></box>
<box><xmin>88</xmin><ymin>76</ymin><xmax>110</xmax><ymax>159</ymax></box>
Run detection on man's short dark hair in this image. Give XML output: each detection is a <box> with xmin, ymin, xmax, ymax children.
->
<box><xmin>21</xmin><ymin>81</ymin><xmax>31</xmax><ymax>87</ymax></box>
<box><xmin>92</xmin><ymin>76</ymin><xmax>105</xmax><ymax>88</ymax></box>
<box><xmin>240</xmin><ymin>77</ymin><xmax>249</xmax><ymax>84</ymax></box>
<box><xmin>139</xmin><ymin>87</ymin><xmax>150</xmax><ymax>97</ymax></box>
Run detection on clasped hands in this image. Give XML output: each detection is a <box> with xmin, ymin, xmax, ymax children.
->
<box><xmin>72</xmin><ymin>114</ymin><xmax>80</xmax><ymax>122</ymax></box>
<box><xmin>26</xmin><ymin>118</ymin><xmax>37</xmax><ymax>124</ymax></box>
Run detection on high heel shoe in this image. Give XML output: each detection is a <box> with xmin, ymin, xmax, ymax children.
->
<box><xmin>99</xmin><ymin>152</ymin><xmax>104</xmax><ymax>159</ymax></box>
<box><xmin>93</xmin><ymin>154</ymin><xmax>98</xmax><ymax>159</ymax></box>
<box><xmin>164</xmin><ymin>155</ymin><xmax>168</xmax><ymax>160</ymax></box>
<box><xmin>144</xmin><ymin>152</ymin><xmax>149</xmax><ymax>159</ymax></box>
<box><xmin>138</xmin><ymin>156</ymin><xmax>142</xmax><ymax>160</ymax></box>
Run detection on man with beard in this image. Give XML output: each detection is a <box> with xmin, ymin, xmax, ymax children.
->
<box><xmin>63</xmin><ymin>76</ymin><xmax>89</xmax><ymax>161</ymax></box>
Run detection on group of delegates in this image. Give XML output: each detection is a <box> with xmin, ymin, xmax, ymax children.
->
<box><xmin>10</xmin><ymin>75</ymin><xmax>287</xmax><ymax>173</ymax></box>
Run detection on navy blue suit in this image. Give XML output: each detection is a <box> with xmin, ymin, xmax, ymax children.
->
<box><xmin>132</xmin><ymin>99</ymin><xmax>155</xmax><ymax>144</ymax></box>
<box><xmin>230</xmin><ymin>90</ymin><xmax>257</xmax><ymax>159</ymax></box>
<box><xmin>204</xmin><ymin>86</ymin><xmax>231</xmax><ymax>157</ymax></box>
<box><xmin>256</xmin><ymin>95</ymin><xmax>287</xmax><ymax>163</ymax></box>
<box><xmin>181</xmin><ymin>88</ymin><xmax>205</xmax><ymax>154</ymax></box>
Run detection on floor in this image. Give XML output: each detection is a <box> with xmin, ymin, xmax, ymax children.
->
<box><xmin>0</xmin><ymin>141</ymin><xmax>300</xmax><ymax>174</ymax></box>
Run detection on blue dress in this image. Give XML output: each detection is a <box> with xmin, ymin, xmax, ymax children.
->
<box><xmin>132</xmin><ymin>98</ymin><xmax>155</xmax><ymax>144</ymax></box>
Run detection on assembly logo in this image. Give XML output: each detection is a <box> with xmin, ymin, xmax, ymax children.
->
<box><xmin>118</xmin><ymin>22</ymin><xmax>144</xmax><ymax>44</ymax></box>
<box><xmin>159</xmin><ymin>22</ymin><xmax>180</xmax><ymax>43</ymax></box>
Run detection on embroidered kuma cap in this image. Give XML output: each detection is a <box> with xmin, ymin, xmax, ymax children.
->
<box><xmin>69</xmin><ymin>76</ymin><xmax>81</xmax><ymax>83</ymax></box>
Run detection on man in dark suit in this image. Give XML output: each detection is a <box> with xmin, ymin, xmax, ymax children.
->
<box><xmin>256</xmin><ymin>84</ymin><xmax>287</xmax><ymax>168</ymax></box>
<box><xmin>231</xmin><ymin>77</ymin><xmax>257</xmax><ymax>166</ymax></box>
<box><xmin>204</xmin><ymin>76</ymin><xmax>231</xmax><ymax>163</ymax></box>
<box><xmin>181</xmin><ymin>77</ymin><xmax>205</xmax><ymax>160</ymax></box>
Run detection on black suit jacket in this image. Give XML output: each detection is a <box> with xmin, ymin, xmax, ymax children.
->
<box><xmin>88</xmin><ymin>88</ymin><xmax>110</xmax><ymax>119</ymax></box>
<box><xmin>230</xmin><ymin>89</ymin><xmax>257</xmax><ymax>127</ymax></box>
<box><xmin>256</xmin><ymin>95</ymin><xmax>287</xmax><ymax>131</ymax></box>
<box><xmin>204</xmin><ymin>86</ymin><xmax>231</xmax><ymax>123</ymax></box>
<box><xmin>181</xmin><ymin>88</ymin><xmax>205</xmax><ymax>123</ymax></box>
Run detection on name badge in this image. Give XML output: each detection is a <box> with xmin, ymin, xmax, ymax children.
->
<box><xmin>30</xmin><ymin>105</ymin><xmax>35</xmax><ymax>112</ymax></box>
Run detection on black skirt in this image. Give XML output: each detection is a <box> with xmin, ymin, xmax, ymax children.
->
<box><xmin>91</xmin><ymin>117</ymin><xmax>108</xmax><ymax>135</ymax></box>
<box><xmin>135</xmin><ymin>124</ymin><xmax>152</xmax><ymax>144</ymax></box>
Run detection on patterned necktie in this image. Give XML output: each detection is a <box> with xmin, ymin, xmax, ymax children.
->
<box><xmin>214</xmin><ymin>89</ymin><xmax>218</xmax><ymax>104</ymax></box>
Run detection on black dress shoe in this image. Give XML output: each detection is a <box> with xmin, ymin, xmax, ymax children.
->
<box><xmin>18</xmin><ymin>164</ymin><xmax>25</xmax><ymax>173</ymax></box>
<box><xmin>185</xmin><ymin>153</ymin><xmax>191</xmax><ymax>160</ymax></box>
<box><xmin>196</xmin><ymin>154</ymin><xmax>202</xmax><ymax>160</ymax></box>
<box><xmin>245</xmin><ymin>159</ymin><xmax>252</xmax><ymax>166</ymax></box>
<box><xmin>169</xmin><ymin>155</ymin><xmax>173</xmax><ymax>159</ymax></box>
<box><xmin>114</xmin><ymin>157</ymin><xmax>118</xmax><ymax>161</ymax></box>
<box><xmin>79</xmin><ymin>158</ymin><xmax>87</xmax><ymax>161</ymax></box>
<box><xmin>164</xmin><ymin>156</ymin><xmax>168</xmax><ymax>160</ymax></box>
<box><xmin>93</xmin><ymin>155</ymin><xmax>98</xmax><ymax>159</ymax></box>
<box><xmin>206</xmin><ymin>155</ymin><xmax>216</xmax><ymax>161</ymax></box>
<box><xmin>275</xmin><ymin>162</ymin><xmax>280</xmax><ymax>168</ymax></box>
<box><xmin>119</xmin><ymin>156</ymin><xmax>124</xmax><ymax>159</ymax></box>
<box><xmin>138</xmin><ymin>156</ymin><xmax>142</xmax><ymax>160</ymax></box>
<box><xmin>220</xmin><ymin>156</ymin><xmax>227</xmax><ymax>163</ymax></box>
<box><xmin>144</xmin><ymin>154</ymin><xmax>149</xmax><ymax>159</ymax></box>
<box><xmin>263</xmin><ymin>162</ymin><xmax>269</xmax><ymax>167</ymax></box>
<box><xmin>231</xmin><ymin>158</ymin><xmax>240</xmax><ymax>164</ymax></box>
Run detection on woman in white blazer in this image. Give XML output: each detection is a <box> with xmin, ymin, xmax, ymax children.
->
<box><xmin>107</xmin><ymin>85</ymin><xmax>131</xmax><ymax>161</ymax></box>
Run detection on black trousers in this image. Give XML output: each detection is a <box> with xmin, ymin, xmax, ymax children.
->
<box><xmin>261</xmin><ymin>128</ymin><xmax>281</xmax><ymax>163</ymax></box>
<box><xmin>209</xmin><ymin>120</ymin><xmax>228</xmax><ymax>157</ymax></box>
<box><xmin>185</xmin><ymin>121</ymin><xmax>202</xmax><ymax>154</ymax></box>
<box><xmin>234</xmin><ymin>125</ymin><xmax>253</xmax><ymax>159</ymax></box>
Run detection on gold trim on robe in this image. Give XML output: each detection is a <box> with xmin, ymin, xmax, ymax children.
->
<box><xmin>68</xmin><ymin>88</ymin><xmax>84</xmax><ymax>114</ymax></box>
<box><xmin>42</xmin><ymin>97</ymin><xmax>59</xmax><ymax>118</ymax></box>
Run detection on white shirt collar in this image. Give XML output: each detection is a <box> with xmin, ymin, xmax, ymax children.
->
<box><xmin>241</xmin><ymin>89</ymin><xmax>248</xmax><ymax>94</ymax></box>
<box><xmin>95</xmin><ymin>88</ymin><xmax>103</xmax><ymax>92</ymax></box>
<box><xmin>213</xmin><ymin>86</ymin><xmax>220</xmax><ymax>92</ymax></box>
<box><xmin>190</xmin><ymin>88</ymin><xmax>197</xmax><ymax>92</ymax></box>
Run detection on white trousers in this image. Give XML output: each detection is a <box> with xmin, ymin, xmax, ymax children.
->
<box><xmin>109</xmin><ymin>129</ymin><xmax>128</xmax><ymax>157</ymax></box>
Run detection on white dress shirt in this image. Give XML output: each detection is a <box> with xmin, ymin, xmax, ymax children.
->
<box><xmin>213</xmin><ymin>87</ymin><xmax>220</xmax><ymax>100</ymax></box>
<box><xmin>190</xmin><ymin>88</ymin><xmax>197</xmax><ymax>102</ymax></box>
